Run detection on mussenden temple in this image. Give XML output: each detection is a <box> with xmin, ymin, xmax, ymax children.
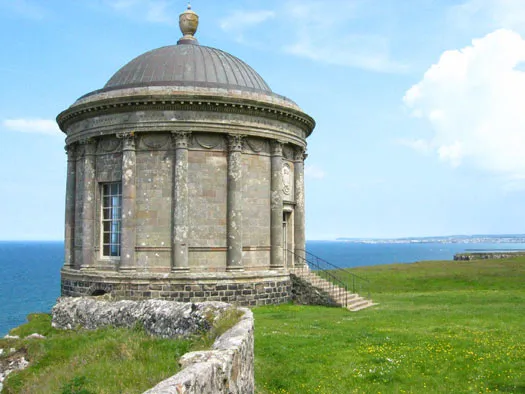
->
<box><xmin>56</xmin><ymin>5</ymin><xmax>316</xmax><ymax>305</ymax></box>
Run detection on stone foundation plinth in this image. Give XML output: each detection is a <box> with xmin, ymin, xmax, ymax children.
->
<box><xmin>61</xmin><ymin>268</ymin><xmax>291</xmax><ymax>306</ymax></box>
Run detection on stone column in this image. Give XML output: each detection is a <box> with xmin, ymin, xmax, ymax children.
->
<box><xmin>270</xmin><ymin>141</ymin><xmax>284</xmax><ymax>270</ymax></box>
<box><xmin>64</xmin><ymin>144</ymin><xmax>76</xmax><ymax>269</ymax></box>
<box><xmin>227</xmin><ymin>134</ymin><xmax>244</xmax><ymax>271</ymax></box>
<box><xmin>80</xmin><ymin>139</ymin><xmax>96</xmax><ymax>271</ymax></box>
<box><xmin>171</xmin><ymin>131</ymin><xmax>191</xmax><ymax>272</ymax></box>
<box><xmin>294</xmin><ymin>147</ymin><xmax>307</xmax><ymax>267</ymax></box>
<box><xmin>119</xmin><ymin>132</ymin><xmax>136</xmax><ymax>271</ymax></box>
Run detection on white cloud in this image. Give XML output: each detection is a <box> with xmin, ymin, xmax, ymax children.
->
<box><xmin>285</xmin><ymin>33</ymin><xmax>406</xmax><ymax>73</ymax></box>
<box><xmin>220</xmin><ymin>10</ymin><xmax>275</xmax><ymax>32</ymax></box>
<box><xmin>396</xmin><ymin>138</ymin><xmax>431</xmax><ymax>155</ymax></box>
<box><xmin>0</xmin><ymin>0</ymin><xmax>47</xmax><ymax>20</ymax></box>
<box><xmin>2</xmin><ymin>119</ymin><xmax>61</xmax><ymax>136</ymax></box>
<box><xmin>282</xmin><ymin>0</ymin><xmax>405</xmax><ymax>73</ymax></box>
<box><xmin>450</xmin><ymin>0</ymin><xmax>525</xmax><ymax>34</ymax></box>
<box><xmin>106</xmin><ymin>0</ymin><xmax>176</xmax><ymax>24</ymax></box>
<box><xmin>217</xmin><ymin>0</ymin><xmax>406</xmax><ymax>73</ymax></box>
<box><xmin>403</xmin><ymin>29</ymin><xmax>525</xmax><ymax>179</ymax></box>
<box><xmin>219</xmin><ymin>10</ymin><xmax>275</xmax><ymax>43</ymax></box>
<box><xmin>305</xmin><ymin>164</ymin><xmax>325</xmax><ymax>180</ymax></box>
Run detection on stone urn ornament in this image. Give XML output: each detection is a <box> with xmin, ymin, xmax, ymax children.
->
<box><xmin>178</xmin><ymin>3</ymin><xmax>199</xmax><ymax>45</ymax></box>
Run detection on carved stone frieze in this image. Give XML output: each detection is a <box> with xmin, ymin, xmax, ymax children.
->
<box><xmin>59</xmin><ymin>100</ymin><xmax>314</xmax><ymax>140</ymax></box>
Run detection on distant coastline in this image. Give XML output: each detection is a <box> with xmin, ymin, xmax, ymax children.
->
<box><xmin>335</xmin><ymin>234</ymin><xmax>525</xmax><ymax>245</ymax></box>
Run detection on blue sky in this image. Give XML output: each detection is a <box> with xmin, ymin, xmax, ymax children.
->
<box><xmin>2</xmin><ymin>0</ymin><xmax>525</xmax><ymax>240</ymax></box>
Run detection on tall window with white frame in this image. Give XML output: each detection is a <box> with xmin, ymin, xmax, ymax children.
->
<box><xmin>101</xmin><ymin>182</ymin><xmax>122</xmax><ymax>257</ymax></box>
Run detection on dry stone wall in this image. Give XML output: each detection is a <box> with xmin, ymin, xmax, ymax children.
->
<box><xmin>144</xmin><ymin>308</ymin><xmax>254</xmax><ymax>394</ymax></box>
<box><xmin>51</xmin><ymin>298</ymin><xmax>254</xmax><ymax>393</ymax></box>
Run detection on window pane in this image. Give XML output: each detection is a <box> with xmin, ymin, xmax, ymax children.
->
<box><xmin>101</xmin><ymin>182</ymin><xmax>122</xmax><ymax>258</ymax></box>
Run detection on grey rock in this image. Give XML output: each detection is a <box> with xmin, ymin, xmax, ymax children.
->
<box><xmin>25</xmin><ymin>333</ymin><xmax>45</xmax><ymax>340</ymax></box>
<box><xmin>52</xmin><ymin>297</ymin><xmax>231</xmax><ymax>338</ymax></box>
<box><xmin>0</xmin><ymin>356</ymin><xmax>30</xmax><ymax>393</ymax></box>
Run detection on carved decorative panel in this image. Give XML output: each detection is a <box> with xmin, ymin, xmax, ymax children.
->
<box><xmin>245</xmin><ymin>138</ymin><xmax>269</xmax><ymax>154</ymax></box>
<box><xmin>97</xmin><ymin>138</ymin><xmax>121</xmax><ymax>154</ymax></box>
<box><xmin>282</xmin><ymin>163</ymin><xmax>291</xmax><ymax>196</ymax></box>
<box><xmin>192</xmin><ymin>133</ymin><xmax>224</xmax><ymax>150</ymax></box>
<box><xmin>140</xmin><ymin>134</ymin><xmax>171</xmax><ymax>149</ymax></box>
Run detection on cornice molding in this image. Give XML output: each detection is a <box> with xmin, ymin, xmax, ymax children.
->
<box><xmin>57</xmin><ymin>95</ymin><xmax>315</xmax><ymax>137</ymax></box>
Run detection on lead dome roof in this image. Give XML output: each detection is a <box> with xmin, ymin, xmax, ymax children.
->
<box><xmin>68</xmin><ymin>4</ymin><xmax>308</xmax><ymax>117</ymax></box>
<box><xmin>103</xmin><ymin>44</ymin><xmax>272</xmax><ymax>94</ymax></box>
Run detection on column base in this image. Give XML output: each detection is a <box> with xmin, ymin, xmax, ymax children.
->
<box><xmin>119</xmin><ymin>266</ymin><xmax>136</xmax><ymax>272</ymax></box>
<box><xmin>171</xmin><ymin>267</ymin><xmax>190</xmax><ymax>273</ymax></box>
<box><xmin>226</xmin><ymin>266</ymin><xmax>245</xmax><ymax>272</ymax></box>
<box><xmin>270</xmin><ymin>265</ymin><xmax>285</xmax><ymax>271</ymax></box>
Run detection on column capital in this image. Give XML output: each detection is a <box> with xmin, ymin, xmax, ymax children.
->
<box><xmin>271</xmin><ymin>140</ymin><xmax>285</xmax><ymax>156</ymax></box>
<box><xmin>228</xmin><ymin>134</ymin><xmax>245</xmax><ymax>152</ymax></box>
<box><xmin>78</xmin><ymin>138</ymin><xmax>96</xmax><ymax>155</ymax></box>
<box><xmin>65</xmin><ymin>144</ymin><xmax>76</xmax><ymax>159</ymax></box>
<box><xmin>116</xmin><ymin>132</ymin><xmax>136</xmax><ymax>150</ymax></box>
<box><xmin>78</xmin><ymin>138</ymin><xmax>94</xmax><ymax>145</ymax></box>
<box><xmin>294</xmin><ymin>147</ymin><xmax>307</xmax><ymax>161</ymax></box>
<box><xmin>171</xmin><ymin>131</ymin><xmax>191</xmax><ymax>149</ymax></box>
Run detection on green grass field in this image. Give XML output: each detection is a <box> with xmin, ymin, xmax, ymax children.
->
<box><xmin>254</xmin><ymin>258</ymin><xmax>525</xmax><ymax>394</ymax></box>
<box><xmin>0</xmin><ymin>309</ymin><xmax>242</xmax><ymax>394</ymax></box>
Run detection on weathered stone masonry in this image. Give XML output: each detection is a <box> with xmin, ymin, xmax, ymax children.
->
<box><xmin>51</xmin><ymin>298</ymin><xmax>256</xmax><ymax>394</ymax></box>
<box><xmin>57</xmin><ymin>5</ymin><xmax>315</xmax><ymax>306</ymax></box>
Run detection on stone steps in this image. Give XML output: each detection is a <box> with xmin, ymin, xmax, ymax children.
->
<box><xmin>292</xmin><ymin>269</ymin><xmax>375</xmax><ymax>312</ymax></box>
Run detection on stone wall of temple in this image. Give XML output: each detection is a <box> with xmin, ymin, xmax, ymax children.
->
<box><xmin>67</xmin><ymin>132</ymin><xmax>305</xmax><ymax>275</ymax></box>
<box><xmin>61</xmin><ymin>272</ymin><xmax>291</xmax><ymax>306</ymax></box>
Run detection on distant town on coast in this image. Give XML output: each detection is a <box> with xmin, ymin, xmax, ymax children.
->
<box><xmin>336</xmin><ymin>234</ymin><xmax>525</xmax><ymax>244</ymax></box>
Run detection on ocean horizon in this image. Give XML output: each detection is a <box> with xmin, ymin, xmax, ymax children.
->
<box><xmin>2</xmin><ymin>239</ymin><xmax>525</xmax><ymax>336</ymax></box>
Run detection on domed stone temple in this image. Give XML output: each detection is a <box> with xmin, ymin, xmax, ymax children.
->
<box><xmin>57</xmin><ymin>5</ymin><xmax>315</xmax><ymax>305</ymax></box>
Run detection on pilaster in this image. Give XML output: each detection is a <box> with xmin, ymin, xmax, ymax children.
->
<box><xmin>270</xmin><ymin>140</ymin><xmax>284</xmax><ymax>270</ymax></box>
<box><xmin>64</xmin><ymin>144</ymin><xmax>76</xmax><ymax>269</ymax></box>
<box><xmin>294</xmin><ymin>147</ymin><xmax>307</xmax><ymax>267</ymax></box>
<box><xmin>172</xmin><ymin>131</ymin><xmax>191</xmax><ymax>272</ymax></box>
<box><xmin>79</xmin><ymin>138</ymin><xmax>96</xmax><ymax>271</ymax></box>
<box><xmin>227</xmin><ymin>134</ymin><xmax>244</xmax><ymax>271</ymax></box>
<box><xmin>118</xmin><ymin>132</ymin><xmax>136</xmax><ymax>271</ymax></box>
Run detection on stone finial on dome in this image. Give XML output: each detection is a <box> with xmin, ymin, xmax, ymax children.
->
<box><xmin>178</xmin><ymin>2</ymin><xmax>199</xmax><ymax>45</ymax></box>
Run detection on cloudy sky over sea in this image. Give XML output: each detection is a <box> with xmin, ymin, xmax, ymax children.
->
<box><xmin>2</xmin><ymin>0</ymin><xmax>525</xmax><ymax>240</ymax></box>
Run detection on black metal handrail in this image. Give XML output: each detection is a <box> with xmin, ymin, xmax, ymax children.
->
<box><xmin>288</xmin><ymin>249</ymin><xmax>350</xmax><ymax>307</ymax></box>
<box><xmin>289</xmin><ymin>249</ymin><xmax>370</xmax><ymax>300</ymax></box>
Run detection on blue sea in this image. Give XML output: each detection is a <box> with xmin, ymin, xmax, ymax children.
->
<box><xmin>1</xmin><ymin>240</ymin><xmax>525</xmax><ymax>336</ymax></box>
